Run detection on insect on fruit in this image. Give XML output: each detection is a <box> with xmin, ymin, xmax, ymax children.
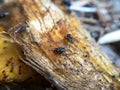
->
<box><xmin>66</xmin><ymin>34</ymin><xmax>74</xmax><ymax>43</ymax></box>
<box><xmin>54</xmin><ymin>47</ymin><xmax>66</xmax><ymax>54</ymax></box>
<box><xmin>0</xmin><ymin>11</ymin><xmax>8</xmax><ymax>19</ymax></box>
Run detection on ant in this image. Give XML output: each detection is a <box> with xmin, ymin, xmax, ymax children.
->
<box><xmin>15</xmin><ymin>26</ymin><xmax>26</xmax><ymax>33</ymax></box>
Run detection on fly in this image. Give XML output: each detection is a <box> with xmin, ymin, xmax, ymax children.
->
<box><xmin>0</xmin><ymin>11</ymin><xmax>8</xmax><ymax>19</ymax></box>
<box><xmin>66</xmin><ymin>34</ymin><xmax>74</xmax><ymax>43</ymax></box>
<box><xmin>54</xmin><ymin>47</ymin><xmax>66</xmax><ymax>54</ymax></box>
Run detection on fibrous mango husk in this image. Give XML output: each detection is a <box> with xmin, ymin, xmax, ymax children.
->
<box><xmin>0</xmin><ymin>0</ymin><xmax>120</xmax><ymax>90</ymax></box>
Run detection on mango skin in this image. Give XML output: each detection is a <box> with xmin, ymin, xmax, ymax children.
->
<box><xmin>0</xmin><ymin>27</ymin><xmax>38</xmax><ymax>83</ymax></box>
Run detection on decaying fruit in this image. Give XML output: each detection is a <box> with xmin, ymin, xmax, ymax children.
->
<box><xmin>0</xmin><ymin>27</ymin><xmax>47</xmax><ymax>83</ymax></box>
<box><xmin>0</xmin><ymin>0</ymin><xmax>120</xmax><ymax>90</ymax></box>
<box><xmin>0</xmin><ymin>0</ymin><xmax>59</xmax><ymax>86</ymax></box>
<box><xmin>0</xmin><ymin>32</ymin><xmax>36</xmax><ymax>82</ymax></box>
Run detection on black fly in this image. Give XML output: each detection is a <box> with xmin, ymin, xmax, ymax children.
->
<box><xmin>0</xmin><ymin>11</ymin><xmax>8</xmax><ymax>19</ymax></box>
<box><xmin>54</xmin><ymin>47</ymin><xmax>65</xmax><ymax>54</ymax></box>
<box><xmin>66</xmin><ymin>34</ymin><xmax>74</xmax><ymax>43</ymax></box>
